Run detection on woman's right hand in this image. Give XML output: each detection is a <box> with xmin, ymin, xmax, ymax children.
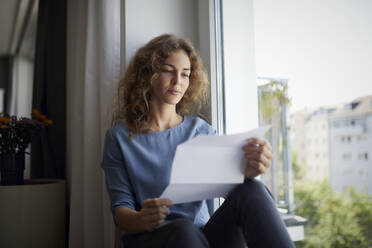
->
<box><xmin>137</xmin><ymin>198</ymin><xmax>173</xmax><ymax>232</ymax></box>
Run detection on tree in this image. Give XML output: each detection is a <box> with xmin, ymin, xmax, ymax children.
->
<box><xmin>294</xmin><ymin>182</ymin><xmax>372</xmax><ymax>248</ymax></box>
<box><xmin>258</xmin><ymin>80</ymin><xmax>291</xmax><ymax>202</ymax></box>
<box><xmin>347</xmin><ymin>187</ymin><xmax>372</xmax><ymax>245</ymax></box>
<box><xmin>292</xmin><ymin>151</ymin><xmax>305</xmax><ymax>181</ymax></box>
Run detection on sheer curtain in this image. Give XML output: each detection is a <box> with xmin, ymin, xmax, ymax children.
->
<box><xmin>67</xmin><ymin>0</ymin><xmax>123</xmax><ymax>247</ymax></box>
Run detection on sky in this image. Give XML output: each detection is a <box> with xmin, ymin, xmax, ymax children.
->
<box><xmin>253</xmin><ymin>0</ymin><xmax>372</xmax><ymax>112</ymax></box>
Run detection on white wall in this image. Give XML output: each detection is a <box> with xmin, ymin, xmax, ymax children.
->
<box><xmin>124</xmin><ymin>0</ymin><xmax>199</xmax><ymax>66</ymax></box>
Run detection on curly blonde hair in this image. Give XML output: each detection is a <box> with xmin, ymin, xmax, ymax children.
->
<box><xmin>111</xmin><ymin>34</ymin><xmax>209</xmax><ymax>135</ymax></box>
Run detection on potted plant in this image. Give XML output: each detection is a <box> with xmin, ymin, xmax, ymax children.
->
<box><xmin>0</xmin><ymin>109</ymin><xmax>52</xmax><ymax>185</ymax></box>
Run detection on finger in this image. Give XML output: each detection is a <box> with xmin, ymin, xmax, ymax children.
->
<box><xmin>257</xmin><ymin>145</ymin><xmax>273</xmax><ymax>160</ymax></box>
<box><xmin>248</xmin><ymin>160</ymin><xmax>268</xmax><ymax>174</ymax></box>
<box><xmin>157</xmin><ymin>198</ymin><xmax>173</xmax><ymax>206</ymax></box>
<box><xmin>142</xmin><ymin>198</ymin><xmax>173</xmax><ymax>208</ymax></box>
<box><xmin>150</xmin><ymin>219</ymin><xmax>164</xmax><ymax>228</ymax></box>
<box><xmin>245</xmin><ymin>151</ymin><xmax>272</xmax><ymax>168</ymax></box>
<box><xmin>243</xmin><ymin>138</ymin><xmax>272</xmax><ymax>151</ymax></box>
<box><xmin>242</xmin><ymin>143</ymin><xmax>270</xmax><ymax>153</ymax></box>
<box><xmin>141</xmin><ymin>206</ymin><xmax>171</xmax><ymax>217</ymax></box>
<box><xmin>162</xmin><ymin>206</ymin><xmax>171</xmax><ymax>216</ymax></box>
<box><xmin>246</xmin><ymin>138</ymin><xmax>271</xmax><ymax>147</ymax></box>
<box><xmin>242</xmin><ymin>142</ymin><xmax>272</xmax><ymax>154</ymax></box>
<box><xmin>244</xmin><ymin>147</ymin><xmax>273</xmax><ymax>163</ymax></box>
<box><xmin>140</xmin><ymin>208</ymin><xmax>168</xmax><ymax>223</ymax></box>
<box><xmin>257</xmin><ymin>162</ymin><xmax>268</xmax><ymax>174</ymax></box>
<box><xmin>142</xmin><ymin>212</ymin><xmax>167</xmax><ymax>222</ymax></box>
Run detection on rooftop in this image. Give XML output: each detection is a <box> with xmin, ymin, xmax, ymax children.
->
<box><xmin>329</xmin><ymin>95</ymin><xmax>372</xmax><ymax>119</ymax></box>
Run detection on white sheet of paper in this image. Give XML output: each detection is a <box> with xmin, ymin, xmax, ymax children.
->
<box><xmin>160</xmin><ymin>125</ymin><xmax>271</xmax><ymax>204</ymax></box>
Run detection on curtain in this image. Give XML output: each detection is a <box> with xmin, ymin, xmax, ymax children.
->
<box><xmin>31</xmin><ymin>0</ymin><xmax>66</xmax><ymax>179</ymax></box>
<box><xmin>0</xmin><ymin>56</ymin><xmax>12</xmax><ymax>115</ymax></box>
<box><xmin>67</xmin><ymin>0</ymin><xmax>122</xmax><ymax>247</ymax></box>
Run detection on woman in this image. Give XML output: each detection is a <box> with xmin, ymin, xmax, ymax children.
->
<box><xmin>102</xmin><ymin>34</ymin><xmax>294</xmax><ymax>248</ymax></box>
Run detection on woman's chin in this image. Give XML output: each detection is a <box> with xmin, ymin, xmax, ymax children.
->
<box><xmin>164</xmin><ymin>96</ymin><xmax>183</xmax><ymax>105</ymax></box>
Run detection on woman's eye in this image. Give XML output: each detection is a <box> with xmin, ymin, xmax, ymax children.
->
<box><xmin>183</xmin><ymin>73</ymin><xmax>190</xmax><ymax>78</ymax></box>
<box><xmin>162</xmin><ymin>69</ymin><xmax>172</xmax><ymax>73</ymax></box>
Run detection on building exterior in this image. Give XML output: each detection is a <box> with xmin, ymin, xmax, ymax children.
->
<box><xmin>290</xmin><ymin>109</ymin><xmax>310</xmax><ymax>170</ymax></box>
<box><xmin>328</xmin><ymin>95</ymin><xmax>372</xmax><ymax>195</ymax></box>
<box><xmin>305</xmin><ymin>108</ymin><xmax>336</xmax><ymax>182</ymax></box>
<box><xmin>290</xmin><ymin>107</ymin><xmax>334</xmax><ymax>182</ymax></box>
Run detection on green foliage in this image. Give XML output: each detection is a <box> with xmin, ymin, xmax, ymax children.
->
<box><xmin>292</xmin><ymin>151</ymin><xmax>305</xmax><ymax>181</ymax></box>
<box><xmin>294</xmin><ymin>182</ymin><xmax>372</xmax><ymax>248</ymax></box>
<box><xmin>346</xmin><ymin>187</ymin><xmax>372</xmax><ymax>245</ymax></box>
<box><xmin>258</xmin><ymin>81</ymin><xmax>291</xmax><ymax>122</ymax></box>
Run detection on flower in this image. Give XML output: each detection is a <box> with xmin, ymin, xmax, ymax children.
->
<box><xmin>0</xmin><ymin>117</ymin><xmax>11</xmax><ymax>124</ymax></box>
<box><xmin>0</xmin><ymin>109</ymin><xmax>53</xmax><ymax>155</ymax></box>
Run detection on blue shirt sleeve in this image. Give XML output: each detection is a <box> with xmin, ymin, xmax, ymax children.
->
<box><xmin>196</xmin><ymin>117</ymin><xmax>217</xmax><ymax>136</ymax></box>
<box><xmin>101</xmin><ymin>129</ymin><xmax>136</xmax><ymax>215</ymax></box>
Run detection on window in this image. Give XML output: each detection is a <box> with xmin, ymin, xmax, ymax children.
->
<box><xmin>358</xmin><ymin>152</ymin><xmax>369</xmax><ymax>161</ymax></box>
<box><xmin>343</xmin><ymin>169</ymin><xmax>352</xmax><ymax>175</ymax></box>
<box><xmin>257</xmin><ymin>78</ymin><xmax>293</xmax><ymax>211</ymax></box>
<box><xmin>219</xmin><ymin>2</ymin><xmax>372</xmax><ymax>244</ymax></box>
<box><xmin>0</xmin><ymin>89</ymin><xmax>4</xmax><ymax>113</ymax></box>
<box><xmin>342</xmin><ymin>153</ymin><xmax>352</xmax><ymax>161</ymax></box>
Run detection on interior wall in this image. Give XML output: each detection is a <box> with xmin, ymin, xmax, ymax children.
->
<box><xmin>125</xmin><ymin>0</ymin><xmax>199</xmax><ymax>65</ymax></box>
<box><xmin>124</xmin><ymin>0</ymin><xmax>213</xmax><ymax>122</ymax></box>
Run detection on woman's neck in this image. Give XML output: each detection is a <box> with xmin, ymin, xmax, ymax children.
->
<box><xmin>148</xmin><ymin>103</ymin><xmax>182</xmax><ymax>132</ymax></box>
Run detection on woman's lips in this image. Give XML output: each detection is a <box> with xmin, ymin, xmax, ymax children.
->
<box><xmin>168</xmin><ymin>89</ymin><xmax>181</xmax><ymax>95</ymax></box>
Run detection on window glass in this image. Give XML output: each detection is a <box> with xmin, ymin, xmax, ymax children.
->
<box><xmin>253</xmin><ymin>0</ymin><xmax>372</xmax><ymax>245</ymax></box>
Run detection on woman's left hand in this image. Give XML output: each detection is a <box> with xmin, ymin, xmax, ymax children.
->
<box><xmin>242</xmin><ymin>138</ymin><xmax>273</xmax><ymax>179</ymax></box>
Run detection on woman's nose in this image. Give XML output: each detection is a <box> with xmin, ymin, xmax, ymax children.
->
<box><xmin>171</xmin><ymin>72</ymin><xmax>182</xmax><ymax>85</ymax></box>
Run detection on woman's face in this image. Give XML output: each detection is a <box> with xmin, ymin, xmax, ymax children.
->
<box><xmin>150</xmin><ymin>49</ymin><xmax>191</xmax><ymax>107</ymax></box>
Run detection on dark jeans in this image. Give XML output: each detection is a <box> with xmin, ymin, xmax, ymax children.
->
<box><xmin>123</xmin><ymin>179</ymin><xmax>295</xmax><ymax>248</ymax></box>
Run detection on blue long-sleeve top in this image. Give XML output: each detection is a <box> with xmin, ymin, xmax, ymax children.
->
<box><xmin>101</xmin><ymin>116</ymin><xmax>216</xmax><ymax>228</ymax></box>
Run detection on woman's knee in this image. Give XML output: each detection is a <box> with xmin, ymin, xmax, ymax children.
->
<box><xmin>230</xmin><ymin>178</ymin><xmax>273</xmax><ymax>203</ymax></box>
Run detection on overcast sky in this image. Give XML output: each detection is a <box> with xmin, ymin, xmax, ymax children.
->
<box><xmin>253</xmin><ymin>0</ymin><xmax>372</xmax><ymax>112</ymax></box>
